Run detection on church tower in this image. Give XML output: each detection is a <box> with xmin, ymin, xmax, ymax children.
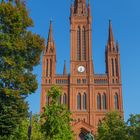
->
<box><xmin>69</xmin><ymin>0</ymin><xmax>95</xmax><ymax>130</ymax></box>
<box><xmin>41</xmin><ymin>21</ymin><xmax>56</xmax><ymax>110</ymax></box>
<box><xmin>106</xmin><ymin>21</ymin><xmax>121</xmax><ymax>84</ymax></box>
<box><xmin>105</xmin><ymin>21</ymin><xmax>123</xmax><ymax>112</ymax></box>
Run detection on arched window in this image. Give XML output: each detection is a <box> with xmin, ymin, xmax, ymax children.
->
<box><xmin>77</xmin><ymin>79</ymin><xmax>81</xmax><ymax>84</ymax></box>
<box><xmin>77</xmin><ymin>93</ymin><xmax>81</xmax><ymax>110</ymax></box>
<box><xmin>46</xmin><ymin>59</ymin><xmax>48</xmax><ymax>76</ymax></box>
<box><xmin>115</xmin><ymin>58</ymin><xmax>118</xmax><ymax>76</ymax></box>
<box><xmin>97</xmin><ymin>94</ymin><xmax>101</xmax><ymax>110</ymax></box>
<box><xmin>63</xmin><ymin>93</ymin><xmax>67</xmax><ymax>105</ymax></box>
<box><xmin>82</xmin><ymin>27</ymin><xmax>86</xmax><ymax>60</ymax></box>
<box><xmin>83</xmin><ymin>93</ymin><xmax>87</xmax><ymax>110</ymax></box>
<box><xmin>77</xmin><ymin>27</ymin><xmax>81</xmax><ymax>61</ymax></box>
<box><xmin>102</xmin><ymin>93</ymin><xmax>107</xmax><ymax>110</ymax></box>
<box><xmin>114</xmin><ymin>93</ymin><xmax>119</xmax><ymax>110</ymax></box>
<box><xmin>112</xmin><ymin>58</ymin><xmax>114</xmax><ymax>76</ymax></box>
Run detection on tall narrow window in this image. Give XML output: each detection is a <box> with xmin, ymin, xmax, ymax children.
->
<box><xmin>114</xmin><ymin>93</ymin><xmax>119</xmax><ymax>110</ymax></box>
<box><xmin>115</xmin><ymin>58</ymin><xmax>118</xmax><ymax>76</ymax></box>
<box><xmin>46</xmin><ymin>59</ymin><xmax>48</xmax><ymax>76</ymax></box>
<box><xmin>77</xmin><ymin>93</ymin><xmax>81</xmax><ymax>110</ymax></box>
<box><xmin>83</xmin><ymin>93</ymin><xmax>87</xmax><ymax>110</ymax></box>
<box><xmin>77</xmin><ymin>27</ymin><xmax>81</xmax><ymax>60</ymax></box>
<box><xmin>63</xmin><ymin>93</ymin><xmax>67</xmax><ymax>105</ymax></box>
<box><xmin>112</xmin><ymin>58</ymin><xmax>115</xmax><ymax>76</ymax></box>
<box><xmin>97</xmin><ymin>94</ymin><xmax>101</xmax><ymax>110</ymax></box>
<box><xmin>82</xmin><ymin>27</ymin><xmax>86</xmax><ymax>60</ymax></box>
<box><xmin>102</xmin><ymin>93</ymin><xmax>107</xmax><ymax>110</ymax></box>
<box><xmin>50</xmin><ymin>59</ymin><xmax>52</xmax><ymax>76</ymax></box>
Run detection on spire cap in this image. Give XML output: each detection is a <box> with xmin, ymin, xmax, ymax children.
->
<box><xmin>108</xmin><ymin>20</ymin><xmax>114</xmax><ymax>43</ymax></box>
<box><xmin>48</xmin><ymin>20</ymin><xmax>53</xmax><ymax>42</ymax></box>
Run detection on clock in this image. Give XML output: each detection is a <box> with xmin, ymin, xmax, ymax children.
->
<box><xmin>78</xmin><ymin>66</ymin><xmax>85</xmax><ymax>73</ymax></box>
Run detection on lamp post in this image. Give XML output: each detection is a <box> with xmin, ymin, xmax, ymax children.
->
<box><xmin>28</xmin><ymin>111</ymin><xmax>32</xmax><ymax>140</ymax></box>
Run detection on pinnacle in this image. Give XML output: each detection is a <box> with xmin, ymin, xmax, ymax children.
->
<box><xmin>108</xmin><ymin>20</ymin><xmax>114</xmax><ymax>43</ymax></box>
<box><xmin>63</xmin><ymin>60</ymin><xmax>67</xmax><ymax>75</ymax></box>
<box><xmin>48</xmin><ymin>21</ymin><xmax>53</xmax><ymax>42</ymax></box>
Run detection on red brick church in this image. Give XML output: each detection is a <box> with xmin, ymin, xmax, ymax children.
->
<box><xmin>40</xmin><ymin>0</ymin><xmax>123</xmax><ymax>139</ymax></box>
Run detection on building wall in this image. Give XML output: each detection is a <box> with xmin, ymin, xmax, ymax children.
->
<box><xmin>40</xmin><ymin>0</ymin><xmax>123</xmax><ymax>139</ymax></box>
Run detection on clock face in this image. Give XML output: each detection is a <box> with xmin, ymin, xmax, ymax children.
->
<box><xmin>78</xmin><ymin>66</ymin><xmax>85</xmax><ymax>73</ymax></box>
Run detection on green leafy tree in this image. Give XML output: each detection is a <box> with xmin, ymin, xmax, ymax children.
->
<box><xmin>41</xmin><ymin>86</ymin><xmax>74</xmax><ymax>140</ymax></box>
<box><xmin>0</xmin><ymin>0</ymin><xmax>44</xmax><ymax>137</ymax></box>
<box><xmin>0</xmin><ymin>91</ymin><xmax>28</xmax><ymax>139</ymax></box>
<box><xmin>127</xmin><ymin>114</ymin><xmax>140</xmax><ymax>140</ymax></box>
<box><xmin>10</xmin><ymin>114</ymin><xmax>45</xmax><ymax>140</ymax></box>
<box><xmin>96</xmin><ymin>111</ymin><xmax>128</xmax><ymax>140</ymax></box>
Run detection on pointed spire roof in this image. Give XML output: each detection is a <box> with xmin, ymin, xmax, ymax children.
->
<box><xmin>63</xmin><ymin>60</ymin><xmax>67</xmax><ymax>75</ymax></box>
<box><xmin>108</xmin><ymin>20</ymin><xmax>114</xmax><ymax>43</ymax></box>
<box><xmin>48</xmin><ymin>21</ymin><xmax>53</xmax><ymax>42</ymax></box>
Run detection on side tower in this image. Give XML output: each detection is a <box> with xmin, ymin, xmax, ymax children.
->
<box><xmin>40</xmin><ymin>22</ymin><xmax>56</xmax><ymax>112</ymax></box>
<box><xmin>105</xmin><ymin>21</ymin><xmax>123</xmax><ymax>112</ymax></box>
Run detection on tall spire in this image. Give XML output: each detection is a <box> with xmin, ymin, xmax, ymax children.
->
<box><xmin>108</xmin><ymin>20</ymin><xmax>114</xmax><ymax>43</ymax></box>
<box><xmin>63</xmin><ymin>60</ymin><xmax>67</xmax><ymax>75</ymax></box>
<box><xmin>48</xmin><ymin>21</ymin><xmax>53</xmax><ymax>42</ymax></box>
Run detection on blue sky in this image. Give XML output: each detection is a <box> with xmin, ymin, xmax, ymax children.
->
<box><xmin>27</xmin><ymin>0</ymin><xmax>140</xmax><ymax>120</ymax></box>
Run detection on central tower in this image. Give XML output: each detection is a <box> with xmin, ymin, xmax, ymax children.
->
<box><xmin>69</xmin><ymin>0</ymin><xmax>95</xmax><ymax>129</ymax></box>
<box><xmin>70</xmin><ymin>0</ymin><xmax>93</xmax><ymax>75</ymax></box>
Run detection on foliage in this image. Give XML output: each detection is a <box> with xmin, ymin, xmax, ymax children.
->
<box><xmin>96</xmin><ymin>111</ymin><xmax>128</xmax><ymax>140</ymax></box>
<box><xmin>127</xmin><ymin>114</ymin><xmax>140</xmax><ymax>140</ymax></box>
<box><xmin>0</xmin><ymin>0</ymin><xmax>44</xmax><ymax>96</ymax></box>
<box><xmin>0</xmin><ymin>92</ymin><xmax>28</xmax><ymax>138</ymax></box>
<box><xmin>0</xmin><ymin>0</ymin><xmax>44</xmax><ymax>137</ymax></box>
<box><xmin>10</xmin><ymin>114</ymin><xmax>45</xmax><ymax>140</ymax></box>
<box><xmin>41</xmin><ymin>86</ymin><xmax>74</xmax><ymax>140</ymax></box>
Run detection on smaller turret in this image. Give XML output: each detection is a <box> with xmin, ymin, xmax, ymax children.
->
<box><xmin>63</xmin><ymin>60</ymin><xmax>67</xmax><ymax>75</ymax></box>
<box><xmin>42</xmin><ymin>21</ymin><xmax>56</xmax><ymax>78</ymax></box>
<box><xmin>105</xmin><ymin>20</ymin><xmax>121</xmax><ymax>84</ymax></box>
<box><xmin>116</xmin><ymin>41</ymin><xmax>120</xmax><ymax>53</ymax></box>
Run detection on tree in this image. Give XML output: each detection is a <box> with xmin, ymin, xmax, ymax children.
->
<box><xmin>0</xmin><ymin>0</ymin><xmax>44</xmax><ymax>137</ymax></box>
<box><xmin>96</xmin><ymin>111</ymin><xmax>128</xmax><ymax>140</ymax></box>
<box><xmin>41</xmin><ymin>86</ymin><xmax>74</xmax><ymax>140</ymax></box>
<box><xmin>127</xmin><ymin>114</ymin><xmax>140</xmax><ymax>140</ymax></box>
<box><xmin>0</xmin><ymin>93</ymin><xmax>28</xmax><ymax>138</ymax></box>
<box><xmin>10</xmin><ymin>114</ymin><xmax>45</xmax><ymax>140</ymax></box>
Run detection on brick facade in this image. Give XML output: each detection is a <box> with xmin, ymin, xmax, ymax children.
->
<box><xmin>40</xmin><ymin>0</ymin><xmax>123</xmax><ymax>139</ymax></box>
